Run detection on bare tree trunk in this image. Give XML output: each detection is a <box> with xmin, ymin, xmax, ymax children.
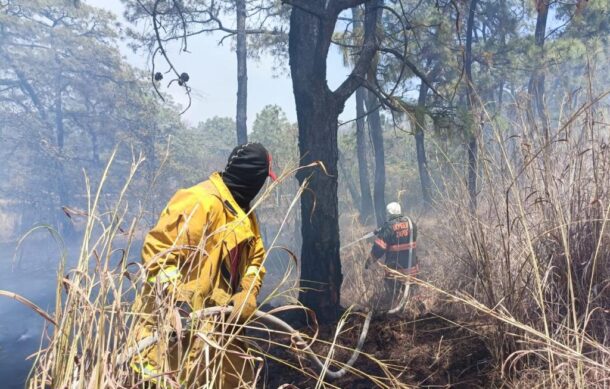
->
<box><xmin>365</xmin><ymin>67</ymin><xmax>386</xmax><ymax>227</ymax></box>
<box><xmin>293</xmin><ymin>91</ymin><xmax>342</xmax><ymax>323</ymax></box>
<box><xmin>528</xmin><ymin>0</ymin><xmax>553</xmax><ymax>217</ymax></box>
<box><xmin>235</xmin><ymin>0</ymin><xmax>248</xmax><ymax>145</ymax></box>
<box><xmin>290</xmin><ymin>8</ymin><xmax>342</xmax><ymax>323</ymax></box>
<box><xmin>415</xmin><ymin>82</ymin><xmax>432</xmax><ymax>206</ymax></box>
<box><xmin>289</xmin><ymin>0</ymin><xmax>382</xmax><ymax>323</ymax></box>
<box><xmin>465</xmin><ymin>0</ymin><xmax>478</xmax><ymax>210</ymax></box>
<box><xmin>528</xmin><ymin>0</ymin><xmax>550</xmax><ymax>142</ymax></box>
<box><xmin>355</xmin><ymin>87</ymin><xmax>373</xmax><ymax>223</ymax></box>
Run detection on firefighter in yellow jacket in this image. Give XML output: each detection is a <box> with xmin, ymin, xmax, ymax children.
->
<box><xmin>131</xmin><ymin>143</ymin><xmax>277</xmax><ymax>388</ymax></box>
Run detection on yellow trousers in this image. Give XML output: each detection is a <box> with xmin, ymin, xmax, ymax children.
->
<box><xmin>131</xmin><ymin>320</ymin><xmax>256</xmax><ymax>388</ymax></box>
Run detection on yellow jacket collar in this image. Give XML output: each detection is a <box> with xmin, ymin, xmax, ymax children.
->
<box><xmin>209</xmin><ymin>172</ymin><xmax>251</xmax><ymax>224</ymax></box>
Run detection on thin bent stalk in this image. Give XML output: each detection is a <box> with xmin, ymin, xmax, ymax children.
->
<box><xmin>116</xmin><ymin>306</ymin><xmax>373</xmax><ymax>380</ymax></box>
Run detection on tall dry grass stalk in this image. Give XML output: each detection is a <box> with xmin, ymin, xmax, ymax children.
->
<box><xmin>340</xmin><ymin>217</ymin><xmax>386</xmax><ymax>309</ymax></box>
<box><xmin>3</xmin><ymin>152</ymin><xmax>403</xmax><ymax>388</ymax></box>
<box><xmin>424</xmin><ymin>87</ymin><xmax>610</xmax><ymax>387</ymax></box>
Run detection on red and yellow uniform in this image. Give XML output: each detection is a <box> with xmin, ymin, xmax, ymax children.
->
<box><xmin>371</xmin><ymin>215</ymin><xmax>418</xmax><ymax>275</ymax></box>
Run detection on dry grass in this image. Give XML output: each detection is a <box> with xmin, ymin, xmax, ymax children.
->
<box><xmin>0</xmin><ymin>153</ymin><xmax>404</xmax><ymax>388</ymax></box>
<box><xmin>3</xmin><ymin>89</ymin><xmax>610</xmax><ymax>388</ymax></box>
<box><xmin>417</xmin><ymin>88</ymin><xmax>610</xmax><ymax>387</ymax></box>
<box><xmin>340</xmin><ymin>215</ymin><xmax>385</xmax><ymax>309</ymax></box>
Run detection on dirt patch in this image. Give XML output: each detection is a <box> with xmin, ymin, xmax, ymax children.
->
<box><xmin>263</xmin><ymin>307</ymin><xmax>496</xmax><ymax>388</ymax></box>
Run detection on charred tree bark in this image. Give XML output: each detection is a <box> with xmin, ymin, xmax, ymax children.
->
<box><xmin>465</xmin><ymin>0</ymin><xmax>478</xmax><ymax>210</ymax></box>
<box><xmin>235</xmin><ymin>0</ymin><xmax>248</xmax><ymax>145</ymax></box>
<box><xmin>415</xmin><ymin>82</ymin><xmax>431</xmax><ymax>206</ymax></box>
<box><xmin>292</xmin><ymin>82</ymin><xmax>342</xmax><ymax>323</ymax></box>
<box><xmin>289</xmin><ymin>0</ymin><xmax>382</xmax><ymax>323</ymax></box>
<box><xmin>355</xmin><ymin>87</ymin><xmax>373</xmax><ymax>223</ymax></box>
<box><xmin>365</xmin><ymin>66</ymin><xmax>386</xmax><ymax>227</ymax></box>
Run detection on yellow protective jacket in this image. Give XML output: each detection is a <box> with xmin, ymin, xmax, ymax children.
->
<box><xmin>142</xmin><ymin>171</ymin><xmax>266</xmax><ymax>308</ymax></box>
<box><xmin>132</xmin><ymin>172</ymin><xmax>266</xmax><ymax>387</ymax></box>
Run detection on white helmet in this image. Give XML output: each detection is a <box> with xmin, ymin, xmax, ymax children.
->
<box><xmin>386</xmin><ymin>202</ymin><xmax>402</xmax><ymax>216</ymax></box>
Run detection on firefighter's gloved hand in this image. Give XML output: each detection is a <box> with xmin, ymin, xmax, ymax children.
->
<box><xmin>230</xmin><ymin>290</ymin><xmax>257</xmax><ymax>322</ymax></box>
<box><xmin>229</xmin><ymin>274</ymin><xmax>259</xmax><ymax>323</ymax></box>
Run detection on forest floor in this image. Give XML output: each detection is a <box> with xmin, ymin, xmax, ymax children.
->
<box><xmin>264</xmin><ymin>294</ymin><xmax>498</xmax><ymax>388</ymax></box>
<box><xmin>262</xmin><ymin>214</ymin><xmax>499</xmax><ymax>388</ymax></box>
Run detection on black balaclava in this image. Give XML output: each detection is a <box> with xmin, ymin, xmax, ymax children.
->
<box><xmin>222</xmin><ymin>143</ymin><xmax>271</xmax><ymax>211</ymax></box>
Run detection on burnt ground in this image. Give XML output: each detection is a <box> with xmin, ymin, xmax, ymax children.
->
<box><xmin>261</xmin><ymin>306</ymin><xmax>497</xmax><ymax>388</ymax></box>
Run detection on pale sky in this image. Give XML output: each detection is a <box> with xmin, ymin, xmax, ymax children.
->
<box><xmin>86</xmin><ymin>0</ymin><xmax>356</xmax><ymax>128</ymax></box>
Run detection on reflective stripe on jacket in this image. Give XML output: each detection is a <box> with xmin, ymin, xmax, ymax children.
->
<box><xmin>130</xmin><ymin>172</ymin><xmax>266</xmax><ymax>387</ymax></box>
<box><xmin>371</xmin><ymin>215</ymin><xmax>417</xmax><ymax>270</ymax></box>
<box><xmin>140</xmin><ymin>171</ymin><xmax>266</xmax><ymax>309</ymax></box>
